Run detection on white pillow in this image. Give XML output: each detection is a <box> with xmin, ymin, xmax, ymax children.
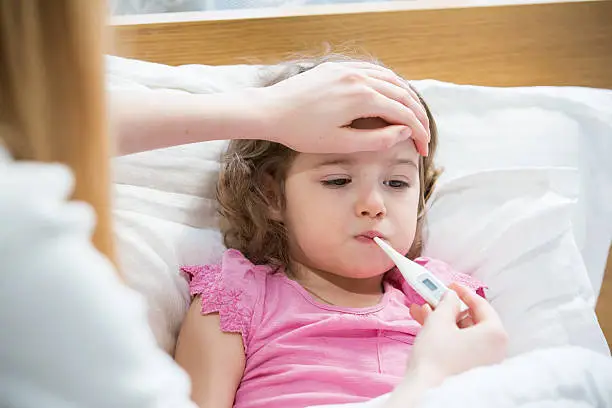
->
<box><xmin>107</xmin><ymin>56</ymin><xmax>611</xmax><ymax>356</ymax></box>
<box><xmin>416</xmin><ymin>80</ymin><xmax>612</xmax><ymax>295</ymax></box>
<box><xmin>424</xmin><ymin>168</ymin><xmax>607</xmax><ymax>355</ymax></box>
<box><xmin>113</xmin><ymin>142</ymin><xmax>228</xmax><ymax>351</ymax></box>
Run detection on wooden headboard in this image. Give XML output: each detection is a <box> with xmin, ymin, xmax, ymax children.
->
<box><xmin>110</xmin><ymin>0</ymin><xmax>612</xmax><ymax>349</ymax></box>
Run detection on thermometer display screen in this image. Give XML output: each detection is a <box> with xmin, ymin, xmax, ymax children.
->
<box><xmin>422</xmin><ymin>278</ymin><xmax>438</xmax><ymax>291</ymax></box>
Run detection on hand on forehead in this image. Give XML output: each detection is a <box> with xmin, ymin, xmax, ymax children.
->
<box><xmin>350</xmin><ymin>117</ymin><xmax>421</xmax><ymax>155</ymax></box>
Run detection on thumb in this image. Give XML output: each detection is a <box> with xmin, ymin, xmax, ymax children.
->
<box><xmin>429</xmin><ymin>290</ymin><xmax>462</xmax><ymax>324</ymax></box>
<box><xmin>342</xmin><ymin>125</ymin><xmax>410</xmax><ymax>152</ymax></box>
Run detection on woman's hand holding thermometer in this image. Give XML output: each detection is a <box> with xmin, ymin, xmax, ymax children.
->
<box><xmin>374</xmin><ymin>237</ymin><xmax>509</xmax><ymax>408</ymax></box>
<box><xmin>372</xmin><ymin>237</ymin><xmax>470</xmax><ymax>321</ymax></box>
<box><xmin>384</xmin><ymin>284</ymin><xmax>509</xmax><ymax>408</ymax></box>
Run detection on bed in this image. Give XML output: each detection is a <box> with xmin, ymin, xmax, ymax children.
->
<box><xmin>106</xmin><ymin>1</ymin><xmax>612</xmax><ymax>405</ymax></box>
<box><xmin>110</xmin><ymin>0</ymin><xmax>612</xmax><ymax>88</ymax></box>
<box><xmin>110</xmin><ymin>0</ymin><xmax>611</xmax><ymax>348</ymax></box>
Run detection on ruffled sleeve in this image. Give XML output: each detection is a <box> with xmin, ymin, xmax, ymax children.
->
<box><xmin>388</xmin><ymin>257</ymin><xmax>487</xmax><ymax>307</ymax></box>
<box><xmin>180</xmin><ymin>249</ymin><xmax>268</xmax><ymax>349</ymax></box>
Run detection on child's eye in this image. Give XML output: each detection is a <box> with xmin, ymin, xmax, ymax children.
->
<box><xmin>384</xmin><ymin>179</ymin><xmax>410</xmax><ymax>189</ymax></box>
<box><xmin>322</xmin><ymin>178</ymin><xmax>351</xmax><ymax>187</ymax></box>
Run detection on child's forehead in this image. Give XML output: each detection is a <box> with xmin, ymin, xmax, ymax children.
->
<box><xmin>297</xmin><ymin>139</ymin><xmax>418</xmax><ymax>169</ymax></box>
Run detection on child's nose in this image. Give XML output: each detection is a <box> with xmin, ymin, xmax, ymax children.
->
<box><xmin>355</xmin><ymin>190</ymin><xmax>386</xmax><ymax>219</ymax></box>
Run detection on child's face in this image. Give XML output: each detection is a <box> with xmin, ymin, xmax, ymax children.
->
<box><xmin>281</xmin><ymin>122</ymin><xmax>420</xmax><ymax>279</ymax></box>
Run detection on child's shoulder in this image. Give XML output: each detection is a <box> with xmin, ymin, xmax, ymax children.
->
<box><xmin>180</xmin><ymin>249</ymin><xmax>274</xmax><ymax>297</ymax></box>
<box><xmin>180</xmin><ymin>249</ymin><xmax>275</xmax><ymax>348</ymax></box>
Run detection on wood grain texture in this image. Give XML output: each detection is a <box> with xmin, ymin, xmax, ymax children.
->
<box><xmin>597</xmin><ymin>248</ymin><xmax>612</xmax><ymax>351</ymax></box>
<box><xmin>111</xmin><ymin>0</ymin><xmax>612</xmax><ymax>88</ymax></box>
<box><xmin>110</xmin><ymin>0</ymin><xmax>612</xmax><ymax>348</ymax></box>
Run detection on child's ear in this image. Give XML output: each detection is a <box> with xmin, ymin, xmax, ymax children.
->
<box><xmin>263</xmin><ymin>174</ymin><xmax>284</xmax><ymax>222</ymax></box>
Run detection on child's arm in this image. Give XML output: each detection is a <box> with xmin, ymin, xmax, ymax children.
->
<box><xmin>175</xmin><ymin>296</ymin><xmax>246</xmax><ymax>408</ymax></box>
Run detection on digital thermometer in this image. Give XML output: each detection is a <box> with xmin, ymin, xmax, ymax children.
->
<box><xmin>373</xmin><ymin>237</ymin><xmax>470</xmax><ymax>317</ymax></box>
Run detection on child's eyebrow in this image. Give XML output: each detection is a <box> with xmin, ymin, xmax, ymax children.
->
<box><xmin>393</xmin><ymin>158</ymin><xmax>419</xmax><ymax>169</ymax></box>
<box><xmin>314</xmin><ymin>157</ymin><xmax>418</xmax><ymax>169</ymax></box>
<box><xmin>314</xmin><ymin>158</ymin><xmax>353</xmax><ymax>167</ymax></box>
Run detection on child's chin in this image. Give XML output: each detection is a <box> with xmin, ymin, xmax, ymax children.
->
<box><xmin>340</xmin><ymin>261</ymin><xmax>393</xmax><ymax>279</ymax></box>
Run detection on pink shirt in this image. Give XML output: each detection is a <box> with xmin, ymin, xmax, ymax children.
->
<box><xmin>182</xmin><ymin>250</ymin><xmax>485</xmax><ymax>408</ymax></box>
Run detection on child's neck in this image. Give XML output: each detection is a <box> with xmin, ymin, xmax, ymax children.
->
<box><xmin>289</xmin><ymin>262</ymin><xmax>384</xmax><ymax>308</ymax></box>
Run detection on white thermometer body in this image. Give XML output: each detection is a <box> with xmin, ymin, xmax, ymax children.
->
<box><xmin>373</xmin><ymin>237</ymin><xmax>469</xmax><ymax>315</ymax></box>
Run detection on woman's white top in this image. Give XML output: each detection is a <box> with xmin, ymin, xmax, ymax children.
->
<box><xmin>0</xmin><ymin>146</ymin><xmax>196</xmax><ymax>408</ymax></box>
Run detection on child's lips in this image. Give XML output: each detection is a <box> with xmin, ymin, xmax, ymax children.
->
<box><xmin>355</xmin><ymin>231</ymin><xmax>387</xmax><ymax>243</ymax></box>
<box><xmin>359</xmin><ymin>230</ymin><xmax>386</xmax><ymax>239</ymax></box>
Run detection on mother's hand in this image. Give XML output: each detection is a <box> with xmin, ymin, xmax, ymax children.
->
<box><xmin>407</xmin><ymin>284</ymin><xmax>508</xmax><ymax>386</ymax></box>
<box><xmin>385</xmin><ymin>284</ymin><xmax>508</xmax><ymax>408</ymax></box>
<box><xmin>258</xmin><ymin>61</ymin><xmax>431</xmax><ymax>155</ymax></box>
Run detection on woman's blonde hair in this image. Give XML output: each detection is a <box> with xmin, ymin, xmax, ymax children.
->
<box><xmin>218</xmin><ymin>55</ymin><xmax>440</xmax><ymax>267</ymax></box>
<box><xmin>0</xmin><ymin>1</ymin><xmax>115</xmax><ymax>264</ymax></box>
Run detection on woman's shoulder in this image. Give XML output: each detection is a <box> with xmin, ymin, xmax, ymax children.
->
<box><xmin>0</xmin><ymin>154</ymin><xmax>95</xmax><ymax>243</ymax></box>
<box><xmin>0</xmin><ymin>151</ymin><xmax>197</xmax><ymax>408</ymax></box>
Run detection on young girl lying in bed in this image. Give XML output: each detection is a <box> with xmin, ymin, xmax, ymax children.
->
<box><xmin>176</xmin><ymin>56</ymin><xmax>493</xmax><ymax>408</ymax></box>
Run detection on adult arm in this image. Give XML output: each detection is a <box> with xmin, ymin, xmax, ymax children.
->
<box><xmin>111</xmin><ymin>62</ymin><xmax>430</xmax><ymax>156</ymax></box>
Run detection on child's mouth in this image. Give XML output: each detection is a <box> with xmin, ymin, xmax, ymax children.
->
<box><xmin>355</xmin><ymin>231</ymin><xmax>386</xmax><ymax>243</ymax></box>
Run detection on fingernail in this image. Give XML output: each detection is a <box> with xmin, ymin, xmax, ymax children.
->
<box><xmin>418</xmin><ymin>142</ymin><xmax>428</xmax><ymax>157</ymax></box>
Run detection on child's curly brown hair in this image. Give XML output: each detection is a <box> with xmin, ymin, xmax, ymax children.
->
<box><xmin>217</xmin><ymin>55</ymin><xmax>441</xmax><ymax>268</ymax></box>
